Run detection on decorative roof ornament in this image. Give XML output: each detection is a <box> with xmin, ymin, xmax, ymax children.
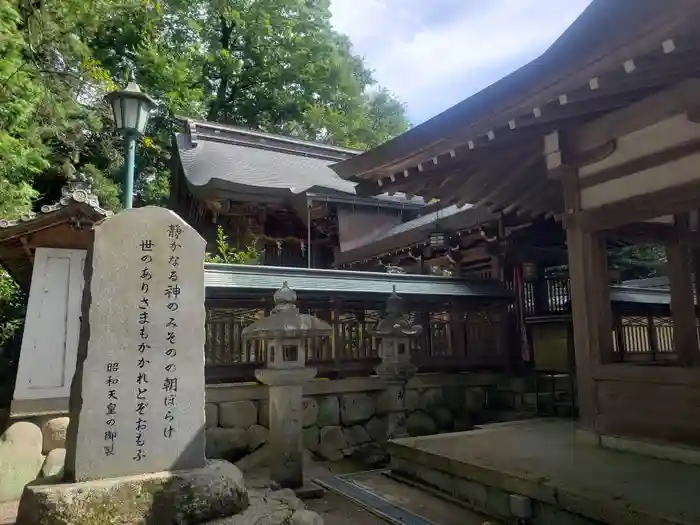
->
<box><xmin>272</xmin><ymin>281</ymin><xmax>298</xmax><ymax>313</ymax></box>
<box><xmin>0</xmin><ymin>173</ymin><xmax>113</xmax><ymax>229</ymax></box>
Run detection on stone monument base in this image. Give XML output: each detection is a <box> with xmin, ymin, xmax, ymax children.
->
<box><xmin>15</xmin><ymin>460</ymin><xmax>249</xmax><ymax>525</ymax></box>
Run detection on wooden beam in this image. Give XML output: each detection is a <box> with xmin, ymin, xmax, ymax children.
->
<box><xmin>449</xmin><ymin>141</ymin><xmax>540</xmax><ymax>207</ymax></box>
<box><xmin>474</xmin><ymin>153</ymin><xmax>542</xmax><ymax>208</ymax></box>
<box><xmin>481</xmin><ymin>162</ymin><xmax>545</xmax><ymax>211</ymax></box>
<box><xmin>603</xmin><ymin>222</ymin><xmax>682</xmax><ymax>243</ymax></box>
<box><xmin>570</xmin><ymin>78</ymin><xmax>700</xmax><ymax>155</ymax></box>
<box><xmin>561</xmin><ymin>51</ymin><xmax>700</xmax><ymax>106</ymax></box>
<box><xmin>579</xmin><ymin>138</ymin><xmax>700</xmax><ymax>189</ymax></box>
<box><xmin>457</xmin><ymin>149</ymin><xmax>543</xmax><ymax>209</ymax></box>
<box><xmin>576</xmin><ymin>178</ymin><xmax>700</xmax><ymax>231</ymax></box>
<box><xmin>501</xmin><ymin>174</ymin><xmax>555</xmax><ymax>215</ymax></box>
<box><xmin>517</xmin><ymin>185</ymin><xmax>564</xmax><ymax>218</ymax></box>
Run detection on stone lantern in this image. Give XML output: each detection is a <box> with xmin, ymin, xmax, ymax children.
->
<box><xmin>372</xmin><ymin>286</ymin><xmax>422</xmax><ymax>440</ymax></box>
<box><xmin>242</xmin><ymin>281</ymin><xmax>331</xmax><ymax>491</ymax></box>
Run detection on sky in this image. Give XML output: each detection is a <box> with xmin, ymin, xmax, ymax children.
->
<box><xmin>330</xmin><ymin>0</ymin><xmax>593</xmax><ymax>125</ymax></box>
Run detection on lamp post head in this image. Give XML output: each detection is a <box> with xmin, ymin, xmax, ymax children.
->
<box><xmin>105</xmin><ymin>73</ymin><xmax>157</xmax><ymax>135</ymax></box>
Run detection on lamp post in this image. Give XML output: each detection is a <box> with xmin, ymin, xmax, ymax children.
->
<box><xmin>105</xmin><ymin>73</ymin><xmax>156</xmax><ymax>209</ymax></box>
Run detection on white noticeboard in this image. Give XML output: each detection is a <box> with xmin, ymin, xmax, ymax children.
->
<box><xmin>11</xmin><ymin>247</ymin><xmax>86</xmax><ymax>415</ymax></box>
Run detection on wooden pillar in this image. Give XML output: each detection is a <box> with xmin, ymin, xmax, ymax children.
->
<box><xmin>667</xmin><ymin>215</ymin><xmax>699</xmax><ymax>365</ymax></box>
<box><xmin>566</xmin><ymin>223</ymin><xmax>613</xmax><ymax>427</ymax></box>
<box><xmin>693</xmin><ymin>245</ymin><xmax>700</xmax><ymax>325</ymax></box>
<box><xmin>557</xmin><ymin>155</ymin><xmax>613</xmax><ymax>429</ymax></box>
<box><xmin>449</xmin><ymin>304</ymin><xmax>466</xmax><ymax>359</ymax></box>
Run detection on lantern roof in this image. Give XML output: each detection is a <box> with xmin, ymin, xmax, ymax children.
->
<box><xmin>373</xmin><ymin>286</ymin><xmax>422</xmax><ymax>337</ymax></box>
<box><xmin>104</xmin><ymin>72</ymin><xmax>156</xmax><ymax>108</ymax></box>
<box><xmin>241</xmin><ymin>281</ymin><xmax>332</xmax><ymax>340</ymax></box>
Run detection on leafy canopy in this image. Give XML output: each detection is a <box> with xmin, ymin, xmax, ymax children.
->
<box><xmin>1</xmin><ymin>0</ymin><xmax>410</xmax><ymax>217</ymax></box>
<box><xmin>0</xmin><ymin>0</ymin><xmax>411</xmax><ymax>347</ymax></box>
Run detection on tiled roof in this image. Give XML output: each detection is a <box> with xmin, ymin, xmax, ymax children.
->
<box><xmin>174</xmin><ymin>120</ymin><xmax>424</xmax><ymax>208</ymax></box>
<box><xmin>204</xmin><ymin>263</ymin><xmax>511</xmax><ymax>300</ymax></box>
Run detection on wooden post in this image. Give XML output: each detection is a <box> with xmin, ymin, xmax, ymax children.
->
<box><xmin>449</xmin><ymin>304</ymin><xmax>467</xmax><ymax>360</ymax></box>
<box><xmin>666</xmin><ymin>215</ymin><xmax>699</xmax><ymax>365</ymax></box>
<box><xmin>646</xmin><ymin>313</ymin><xmax>659</xmax><ymax>361</ymax></box>
<box><xmin>567</xmin><ymin>223</ymin><xmax>614</xmax><ymax>426</ymax></box>
<box><xmin>613</xmin><ymin>312</ymin><xmax>626</xmax><ymax>362</ymax></box>
<box><xmin>560</xmin><ymin>160</ymin><xmax>614</xmax><ymax>429</ymax></box>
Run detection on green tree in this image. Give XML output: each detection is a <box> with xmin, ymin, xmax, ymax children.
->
<box><xmin>205</xmin><ymin>225</ymin><xmax>263</xmax><ymax>264</ymax></box>
<box><xmin>609</xmin><ymin>244</ymin><xmax>667</xmax><ymax>281</ymax></box>
<box><xmin>0</xmin><ymin>0</ymin><xmax>409</xmax><ymax>311</ymax></box>
<box><xmin>87</xmin><ymin>0</ymin><xmax>409</xmax><ymax>203</ymax></box>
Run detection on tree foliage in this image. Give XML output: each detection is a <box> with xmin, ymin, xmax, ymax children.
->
<box><xmin>609</xmin><ymin>244</ymin><xmax>667</xmax><ymax>281</ymax></box>
<box><xmin>205</xmin><ymin>225</ymin><xmax>263</xmax><ymax>265</ymax></box>
<box><xmin>1</xmin><ymin>0</ymin><xmax>409</xmax><ymax>216</ymax></box>
<box><xmin>0</xmin><ymin>0</ymin><xmax>410</xmax><ymax>344</ymax></box>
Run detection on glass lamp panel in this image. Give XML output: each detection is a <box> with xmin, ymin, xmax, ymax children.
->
<box><xmin>136</xmin><ymin>102</ymin><xmax>152</xmax><ymax>134</ymax></box>
<box><xmin>111</xmin><ymin>98</ymin><xmax>123</xmax><ymax>129</ymax></box>
<box><xmin>122</xmin><ymin>97</ymin><xmax>140</xmax><ymax>130</ymax></box>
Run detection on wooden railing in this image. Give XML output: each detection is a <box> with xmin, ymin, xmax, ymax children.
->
<box><xmin>204</xmin><ymin>303</ymin><xmax>510</xmax><ymax>383</ymax></box>
<box><xmin>508</xmin><ymin>278</ymin><xmax>680</xmax><ymax>364</ymax></box>
<box><xmin>612</xmin><ymin>315</ymin><xmax>677</xmax><ymax>363</ymax></box>
<box><xmin>519</xmin><ymin>279</ymin><xmax>570</xmax><ymax>316</ymax></box>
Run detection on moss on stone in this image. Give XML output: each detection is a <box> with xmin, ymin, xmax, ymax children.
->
<box><xmin>16</xmin><ymin>460</ymin><xmax>249</xmax><ymax>525</ymax></box>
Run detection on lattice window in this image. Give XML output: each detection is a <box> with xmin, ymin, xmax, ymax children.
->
<box><xmin>613</xmin><ymin>315</ymin><xmax>677</xmax><ymax>362</ymax></box>
<box><xmin>205</xmin><ymin>307</ymin><xmax>266</xmax><ymax>365</ymax></box>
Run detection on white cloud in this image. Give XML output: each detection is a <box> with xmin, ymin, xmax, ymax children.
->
<box><xmin>331</xmin><ymin>0</ymin><xmax>592</xmax><ymax>123</ymax></box>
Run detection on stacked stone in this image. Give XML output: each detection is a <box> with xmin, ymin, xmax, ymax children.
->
<box><xmin>204</xmin><ymin>385</ymin><xmax>489</xmax><ymax>466</ymax></box>
<box><xmin>0</xmin><ymin>417</ymin><xmax>69</xmax><ymax>502</ymax></box>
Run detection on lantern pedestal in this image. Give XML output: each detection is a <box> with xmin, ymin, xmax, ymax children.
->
<box><xmin>371</xmin><ymin>286</ymin><xmax>422</xmax><ymax>442</ymax></box>
<box><xmin>255</xmin><ymin>367</ymin><xmax>317</xmax><ymax>490</ymax></box>
<box><xmin>376</xmin><ymin>365</ymin><xmax>417</xmax><ymax>440</ymax></box>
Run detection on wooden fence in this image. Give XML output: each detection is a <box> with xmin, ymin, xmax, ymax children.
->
<box><xmin>612</xmin><ymin>315</ymin><xmax>677</xmax><ymax>363</ymax></box>
<box><xmin>510</xmin><ymin>277</ymin><xmax>679</xmax><ymax>364</ymax></box>
<box><xmin>204</xmin><ymin>301</ymin><xmax>510</xmax><ymax>383</ymax></box>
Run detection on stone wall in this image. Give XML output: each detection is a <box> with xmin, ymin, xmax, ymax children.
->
<box><xmin>204</xmin><ymin>372</ymin><xmax>537</xmax><ymax>464</ymax></box>
<box><xmin>1</xmin><ymin>372</ymin><xmax>546</xmax><ymax>488</ymax></box>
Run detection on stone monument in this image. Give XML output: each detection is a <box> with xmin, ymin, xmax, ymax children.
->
<box><xmin>16</xmin><ymin>207</ymin><xmax>249</xmax><ymax>525</ymax></box>
<box><xmin>65</xmin><ymin>206</ymin><xmax>207</xmax><ymax>480</ymax></box>
<box><xmin>243</xmin><ymin>282</ymin><xmax>331</xmax><ymax>492</ymax></box>
<box><xmin>372</xmin><ymin>286</ymin><xmax>422</xmax><ymax>440</ymax></box>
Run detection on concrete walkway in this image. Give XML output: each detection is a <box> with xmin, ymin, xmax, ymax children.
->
<box><xmin>391</xmin><ymin>419</ymin><xmax>700</xmax><ymax>524</ymax></box>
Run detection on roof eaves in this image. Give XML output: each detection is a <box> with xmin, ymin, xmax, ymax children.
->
<box><xmin>187</xmin><ymin>119</ymin><xmax>363</xmax><ymax>158</ymax></box>
<box><xmin>336</xmin><ymin>205</ymin><xmax>497</xmax><ymax>264</ymax></box>
<box><xmin>0</xmin><ymin>177</ymin><xmax>113</xmax><ymax>240</ymax></box>
<box><xmin>203</xmin><ymin>263</ymin><xmax>512</xmax><ymax>300</ymax></box>
<box><xmin>331</xmin><ymin>0</ymin><xmax>698</xmax><ymax>181</ymax></box>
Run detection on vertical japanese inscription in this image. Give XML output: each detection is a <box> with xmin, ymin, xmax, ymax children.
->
<box><xmin>134</xmin><ymin>239</ymin><xmax>153</xmax><ymax>462</ymax></box>
<box><xmin>163</xmin><ymin>224</ymin><xmax>182</xmax><ymax>440</ymax></box>
<box><xmin>104</xmin><ymin>361</ymin><xmax>120</xmax><ymax>456</ymax></box>
<box><xmin>69</xmin><ymin>207</ymin><xmax>206</xmax><ymax>481</ymax></box>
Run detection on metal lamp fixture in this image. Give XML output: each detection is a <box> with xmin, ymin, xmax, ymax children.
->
<box><xmin>522</xmin><ymin>261</ymin><xmax>538</xmax><ymax>282</ymax></box>
<box><xmin>428</xmin><ymin>230</ymin><xmax>446</xmax><ymax>248</ymax></box>
<box><xmin>105</xmin><ymin>72</ymin><xmax>157</xmax><ymax>209</ymax></box>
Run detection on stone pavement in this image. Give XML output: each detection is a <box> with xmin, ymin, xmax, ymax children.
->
<box><xmin>245</xmin><ymin>457</ymin><xmax>498</xmax><ymax>525</ymax></box>
<box><xmin>0</xmin><ymin>458</ymin><xmax>498</xmax><ymax>525</ymax></box>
